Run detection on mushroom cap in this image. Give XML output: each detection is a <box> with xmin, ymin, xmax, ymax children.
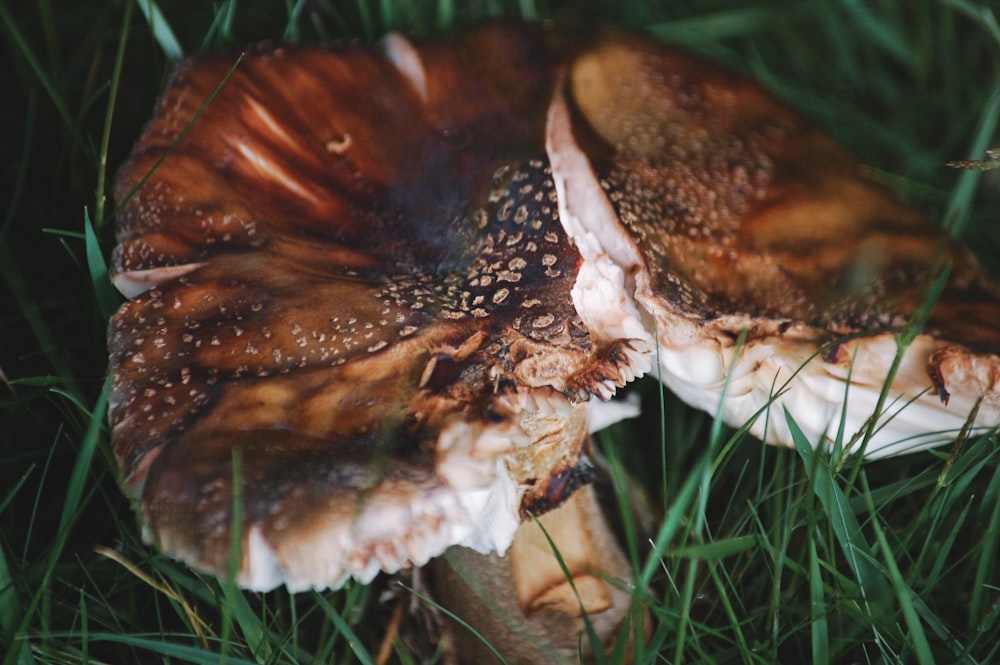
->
<box><xmin>549</xmin><ymin>28</ymin><xmax>1000</xmax><ymax>457</ymax></box>
<box><xmin>108</xmin><ymin>22</ymin><xmax>1000</xmax><ymax>591</ymax></box>
<box><xmin>109</xmin><ymin>24</ymin><xmax>646</xmax><ymax>591</ymax></box>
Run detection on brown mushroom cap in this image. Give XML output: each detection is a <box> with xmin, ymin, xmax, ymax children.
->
<box><xmin>108</xmin><ymin>22</ymin><xmax>1000</xmax><ymax>593</ymax></box>
<box><xmin>550</xmin><ymin>28</ymin><xmax>1000</xmax><ymax>457</ymax></box>
<box><xmin>109</xmin><ymin>24</ymin><xmax>646</xmax><ymax>591</ymax></box>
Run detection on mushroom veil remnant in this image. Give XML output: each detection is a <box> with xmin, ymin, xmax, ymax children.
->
<box><xmin>109</xmin><ymin>20</ymin><xmax>1000</xmax><ymax>659</ymax></box>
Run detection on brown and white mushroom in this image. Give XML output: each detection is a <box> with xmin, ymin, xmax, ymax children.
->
<box><xmin>551</xmin><ymin>31</ymin><xmax>1000</xmax><ymax>458</ymax></box>
<box><xmin>108</xmin><ymin>21</ymin><xmax>1000</xmax><ymax>661</ymax></box>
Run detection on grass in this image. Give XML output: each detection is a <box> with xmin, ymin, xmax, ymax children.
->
<box><xmin>2</xmin><ymin>0</ymin><xmax>999</xmax><ymax>663</ymax></box>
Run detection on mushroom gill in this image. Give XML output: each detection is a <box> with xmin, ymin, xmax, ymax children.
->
<box><xmin>108</xmin><ymin>20</ymin><xmax>1000</xmax><ymax>661</ymax></box>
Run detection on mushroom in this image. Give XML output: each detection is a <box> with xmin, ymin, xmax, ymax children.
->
<box><xmin>551</xmin><ymin>30</ymin><xmax>1000</xmax><ymax>457</ymax></box>
<box><xmin>110</xmin><ymin>24</ymin><xmax>647</xmax><ymax>654</ymax></box>
<box><xmin>108</xmin><ymin>21</ymin><xmax>1000</xmax><ymax>661</ymax></box>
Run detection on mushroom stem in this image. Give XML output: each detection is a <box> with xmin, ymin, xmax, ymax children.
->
<box><xmin>429</xmin><ymin>483</ymin><xmax>639</xmax><ymax>664</ymax></box>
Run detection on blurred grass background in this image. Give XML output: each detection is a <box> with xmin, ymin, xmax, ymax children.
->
<box><xmin>2</xmin><ymin>0</ymin><xmax>999</xmax><ymax>663</ymax></box>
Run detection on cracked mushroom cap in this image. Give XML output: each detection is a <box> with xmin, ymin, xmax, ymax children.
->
<box><xmin>109</xmin><ymin>24</ymin><xmax>646</xmax><ymax>591</ymax></box>
<box><xmin>108</xmin><ymin>22</ymin><xmax>1000</xmax><ymax>592</ymax></box>
<box><xmin>549</xmin><ymin>28</ymin><xmax>1000</xmax><ymax>457</ymax></box>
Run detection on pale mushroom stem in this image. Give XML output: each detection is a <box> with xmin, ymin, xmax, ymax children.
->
<box><xmin>429</xmin><ymin>483</ymin><xmax>638</xmax><ymax>664</ymax></box>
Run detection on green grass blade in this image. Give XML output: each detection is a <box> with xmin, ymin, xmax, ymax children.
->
<box><xmin>312</xmin><ymin>590</ymin><xmax>375</xmax><ymax>665</ymax></box>
<box><xmin>0</xmin><ymin>542</ymin><xmax>31</xmax><ymax>665</ymax></box>
<box><xmin>787</xmin><ymin>408</ymin><xmax>890</xmax><ymax>615</ymax></box>
<box><xmin>216</xmin><ymin>451</ymin><xmax>271</xmax><ymax>665</ymax></box>
<box><xmin>84</xmin><ymin>210</ymin><xmax>119</xmax><ymax>322</ymax></box>
<box><xmin>379</xmin><ymin>0</ymin><xmax>395</xmax><ymax>32</ymax></box>
<box><xmin>435</xmin><ymin>0</ymin><xmax>454</xmax><ymax>31</ymax></box>
<box><xmin>84</xmin><ymin>633</ymin><xmax>261</xmax><ymax>664</ymax></box>
<box><xmin>517</xmin><ymin>0</ymin><xmax>538</xmax><ymax>21</ymax></box>
<box><xmin>0</xmin><ymin>466</ymin><xmax>34</xmax><ymax>518</ymax></box>
<box><xmin>78</xmin><ymin>587</ymin><xmax>88</xmax><ymax>663</ymax></box>
<box><xmin>220</xmin><ymin>587</ymin><xmax>270</xmax><ymax>664</ymax></box>
<box><xmin>669</xmin><ymin>536</ymin><xmax>757</xmax><ymax>560</ymax></box>
<box><xmin>0</xmin><ymin>1</ymin><xmax>79</xmax><ymax>140</ymax></box>
<box><xmin>650</xmin><ymin>7</ymin><xmax>798</xmax><ymax>43</ymax></box>
<box><xmin>530</xmin><ymin>513</ymin><xmax>609</xmax><ymax>665</ymax></box>
<box><xmin>863</xmin><ymin>488</ymin><xmax>935</xmax><ymax>665</ymax></box>
<box><xmin>1</xmin><ymin>88</ymin><xmax>34</xmax><ymax>242</ymax></box>
<box><xmin>704</xmin><ymin>561</ymin><xmax>753</xmax><ymax>663</ymax></box>
<box><xmin>971</xmin><ymin>457</ymin><xmax>1000</xmax><ymax>624</ymax></box>
<box><xmin>403</xmin><ymin>584</ymin><xmax>510</xmax><ymax>665</ymax></box>
<box><xmin>639</xmin><ymin>454</ymin><xmax>704</xmax><ymax>589</ymax></box>
<box><xmin>0</xmin><ymin>242</ymin><xmax>82</xmax><ymax>399</ymax></box>
<box><xmin>115</xmin><ymin>52</ymin><xmax>246</xmax><ymax>213</ymax></box>
<box><xmin>51</xmin><ymin>378</ymin><xmax>109</xmax><ymax>565</ymax></box>
<box><xmin>93</xmin><ymin>0</ymin><xmax>132</xmax><ymax>234</ymax></box>
<box><xmin>0</xmin><ymin>464</ymin><xmax>34</xmax><ymax>664</ymax></box>
<box><xmin>599</xmin><ymin>429</ymin><xmax>642</xmax><ymax>577</ymax></box>
<box><xmin>135</xmin><ymin>0</ymin><xmax>184</xmax><ymax>59</ymax></box>
<box><xmin>200</xmin><ymin>0</ymin><xmax>239</xmax><ymax>49</ymax></box>
<box><xmin>943</xmin><ymin>76</ymin><xmax>1000</xmax><ymax>237</ymax></box>
<box><xmin>2</xmin><ymin>379</ymin><xmax>109</xmax><ymax>665</ymax></box>
<box><xmin>808</xmin><ymin>534</ymin><xmax>829</xmax><ymax>665</ymax></box>
<box><xmin>835</xmin><ymin>0</ymin><xmax>911</xmax><ymax>63</ymax></box>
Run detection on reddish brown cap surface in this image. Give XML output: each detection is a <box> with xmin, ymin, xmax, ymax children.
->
<box><xmin>109</xmin><ymin>24</ymin><xmax>645</xmax><ymax>590</ymax></box>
